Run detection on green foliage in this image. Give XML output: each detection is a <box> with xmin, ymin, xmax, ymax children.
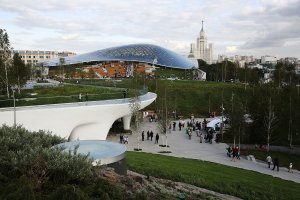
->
<box><xmin>10</xmin><ymin>53</ymin><xmax>31</xmax><ymax>93</ymax></box>
<box><xmin>199</xmin><ymin>60</ymin><xmax>263</xmax><ymax>84</ymax></box>
<box><xmin>48</xmin><ymin>184</ymin><xmax>89</xmax><ymax>200</ymax></box>
<box><xmin>0</xmin><ymin>29</ymin><xmax>12</xmax><ymax>96</ymax></box>
<box><xmin>0</xmin><ymin>125</ymin><xmax>131</xmax><ymax>199</ymax></box>
<box><xmin>126</xmin><ymin>151</ymin><xmax>300</xmax><ymax>200</ymax></box>
<box><xmin>2</xmin><ymin>176</ymin><xmax>35</xmax><ymax>200</ymax></box>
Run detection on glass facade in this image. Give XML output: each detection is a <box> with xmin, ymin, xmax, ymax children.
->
<box><xmin>43</xmin><ymin>44</ymin><xmax>198</xmax><ymax>69</ymax></box>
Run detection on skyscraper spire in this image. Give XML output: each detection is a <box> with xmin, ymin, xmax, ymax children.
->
<box><xmin>201</xmin><ymin>20</ymin><xmax>204</xmax><ymax>32</ymax></box>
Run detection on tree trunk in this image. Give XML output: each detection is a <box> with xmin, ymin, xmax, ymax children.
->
<box><xmin>5</xmin><ymin>65</ymin><xmax>9</xmax><ymax>98</ymax></box>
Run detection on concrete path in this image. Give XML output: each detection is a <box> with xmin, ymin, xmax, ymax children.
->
<box><xmin>107</xmin><ymin>118</ymin><xmax>300</xmax><ymax>184</ymax></box>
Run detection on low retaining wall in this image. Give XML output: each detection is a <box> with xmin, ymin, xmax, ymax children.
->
<box><xmin>227</xmin><ymin>143</ymin><xmax>300</xmax><ymax>156</ymax></box>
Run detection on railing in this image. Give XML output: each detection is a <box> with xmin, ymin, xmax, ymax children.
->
<box><xmin>0</xmin><ymin>88</ymin><xmax>149</xmax><ymax>108</ymax></box>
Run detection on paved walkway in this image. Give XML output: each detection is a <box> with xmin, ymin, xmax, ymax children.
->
<box><xmin>107</xmin><ymin>118</ymin><xmax>300</xmax><ymax>184</ymax></box>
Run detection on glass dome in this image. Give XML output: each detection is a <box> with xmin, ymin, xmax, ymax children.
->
<box><xmin>43</xmin><ymin>44</ymin><xmax>198</xmax><ymax>69</ymax></box>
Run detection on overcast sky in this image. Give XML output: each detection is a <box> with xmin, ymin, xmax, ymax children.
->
<box><xmin>1</xmin><ymin>0</ymin><xmax>299</xmax><ymax>59</ymax></box>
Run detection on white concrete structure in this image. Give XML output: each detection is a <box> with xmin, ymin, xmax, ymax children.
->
<box><xmin>189</xmin><ymin>21</ymin><xmax>213</xmax><ymax>64</ymax></box>
<box><xmin>194</xmin><ymin>69</ymin><xmax>206</xmax><ymax>80</ymax></box>
<box><xmin>261</xmin><ymin>55</ymin><xmax>277</xmax><ymax>64</ymax></box>
<box><xmin>0</xmin><ymin>92</ymin><xmax>156</xmax><ymax>141</ymax></box>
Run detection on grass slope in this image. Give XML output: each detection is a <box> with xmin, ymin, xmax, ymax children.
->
<box><xmin>126</xmin><ymin>151</ymin><xmax>300</xmax><ymax>200</ymax></box>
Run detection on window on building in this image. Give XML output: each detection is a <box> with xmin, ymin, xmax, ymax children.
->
<box><xmin>39</xmin><ymin>56</ymin><xmax>44</xmax><ymax>58</ymax></box>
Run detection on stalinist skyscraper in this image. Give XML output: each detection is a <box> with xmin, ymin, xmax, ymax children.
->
<box><xmin>188</xmin><ymin>21</ymin><xmax>213</xmax><ymax>64</ymax></box>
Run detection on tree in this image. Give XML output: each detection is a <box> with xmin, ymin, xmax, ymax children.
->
<box><xmin>129</xmin><ymin>96</ymin><xmax>142</xmax><ymax>151</ymax></box>
<box><xmin>129</xmin><ymin>71</ymin><xmax>142</xmax><ymax>150</ymax></box>
<box><xmin>228</xmin><ymin>99</ymin><xmax>245</xmax><ymax>147</ymax></box>
<box><xmin>0</xmin><ymin>29</ymin><xmax>12</xmax><ymax>98</ymax></box>
<box><xmin>11</xmin><ymin>53</ymin><xmax>30</xmax><ymax>94</ymax></box>
<box><xmin>157</xmin><ymin>82</ymin><xmax>172</xmax><ymax>152</ymax></box>
<box><xmin>264</xmin><ymin>97</ymin><xmax>278</xmax><ymax>153</ymax></box>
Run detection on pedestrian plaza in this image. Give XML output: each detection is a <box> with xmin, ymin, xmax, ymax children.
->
<box><xmin>107</xmin><ymin>118</ymin><xmax>300</xmax><ymax>184</ymax></box>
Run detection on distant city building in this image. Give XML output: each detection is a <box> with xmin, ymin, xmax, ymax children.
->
<box><xmin>278</xmin><ymin>57</ymin><xmax>298</xmax><ymax>65</ymax></box>
<box><xmin>217</xmin><ymin>54</ymin><xmax>255</xmax><ymax>68</ymax></box>
<box><xmin>261</xmin><ymin>55</ymin><xmax>277</xmax><ymax>65</ymax></box>
<box><xmin>188</xmin><ymin>21</ymin><xmax>213</xmax><ymax>64</ymax></box>
<box><xmin>13</xmin><ymin>50</ymin><xmax>76</xmax><ymax>65</ymax></box>
<box><xmin>247</xmin><ymin>64</ymin><xmax>263</xmax><ymax>69</ymax></box>
<box><xmin>295</xmin><ymin>60</ymin><xmax>300</xmax><ymax>75</ymax></box>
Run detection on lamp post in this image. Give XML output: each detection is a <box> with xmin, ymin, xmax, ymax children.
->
<box><xmin>220</xmin><ymin>104</ymin><xmax>225</xmax><ymax>140</ymax></box>
<box><xmin>12</xmin><ymin>89</ymin><xmax>16</xmax><ymax>128</ymax></box>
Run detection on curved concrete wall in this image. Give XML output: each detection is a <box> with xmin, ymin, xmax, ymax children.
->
<box><xmin>0</xmin><ymin>92</ymin><xmax>156</xmax><ymax>140</ymax></box>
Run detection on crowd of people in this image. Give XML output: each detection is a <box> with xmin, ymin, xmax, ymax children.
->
<box><xmin>171</xmin><ymin>116</ymin><xmax>219</xmax><ymax>144</ymax></box>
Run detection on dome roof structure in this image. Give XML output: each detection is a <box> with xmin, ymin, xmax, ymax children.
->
<box><xmin>43</xmin><ymin>44</ymin><xmax>198</xmax><ymax>69</ymax></box>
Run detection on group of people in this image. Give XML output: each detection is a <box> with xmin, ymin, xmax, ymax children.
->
<box><xmin>119</xmin><ymin>134</ymin><xmax>129</xmax><ymax>144</ymax></box>
<box><xmin>168</xmin><ymin>116</ymin><xmax>217</xmax><ymax>145</ymax></box>
<box><xmin>266</xmin><ymin>155</ymin><xmax>293</xmax><ymax>172</ymax></box>
<box><xmin>226</xmin><ymin>145</ymin><xmax>240</xmax><ymax>161</ymax></box>
<box><xmin>141</xmin><ymin>131</ymin><xmax>160</xmax><ymax>144</ymax></box>
<box><xmin>148</xmin><ymin>114</ymin><xmax>158</xmax><ymax>122</ymax></box>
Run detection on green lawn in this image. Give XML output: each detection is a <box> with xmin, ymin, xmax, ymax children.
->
<box><xmin>0</xmin><ymin>84</ymin><xmax>126</xmax><ymax>108</ymax></box>
<box><xmin>241</xmin><ymin>149</ymin><xmax>300</xmax><ymax>171</ymax></box>
<box><xmin>126</xmin><ymin>151</ymin><xmax>300</xmax><ymax>200</ymax></box>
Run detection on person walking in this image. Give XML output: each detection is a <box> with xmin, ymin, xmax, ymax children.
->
<box><xmin>155</xmin><ymin>133</ymin><xmax>159</xmax><ymax>144</ymax></box>
<box><xmin>231</xmin><ymin>146</ymin><xmax>239</xmax><ymax>161</ymax></box>
<box><xmin>123</xmin><ymin>135</ymin><xmax>128</xmax><ymax>144</ymax></box>
<box><xmin>200</xmin><ymin>133</ymin><xmax>203</xmax><ymax>143</ymax></box>
<box><xmin>142</xmin><ymin>131</ymin><xmax>145</xmax><ymax>141</ymax></box>
<box><xmin>85</xmin><ymin>93</ymin><xmax>88</xmax><ymax>101</ymax></box>
<box><xmin>147</xmin><ymin>131</ymin><xmax>150</xmax><ymax>140</ymax></box>
<box><xmin>288</xmin><ymin>162</ymin><xmax>293</xmax><ymax>173</ymax></box>
<box><xmin>120</xmin><ymin>134</ymin><xmax>123</xmax><ymax>144</ymax></box>
<box><xmin>266</xmin><ymin>155</ymin><xmax>272</xmax><ymax>168</ymax></box>
<box><xmin>272</xmin><ymin>157</ymin><xmax>279</xmax><ymax>171</ymax></box>
<box><xmin>150</xmin><ymin>131</ymin><xmax>153</xmax><ymax>141</ymax></box>
<box><xmin>78</xmin><ymin>93</ymin><xmax>82</xmax><ymax>102</ymax></box>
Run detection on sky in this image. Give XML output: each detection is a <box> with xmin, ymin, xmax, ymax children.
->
<box><xmin>0</xmin><ymin>0</ymin><xmax>299</xmax><ymax>59</ymax></box>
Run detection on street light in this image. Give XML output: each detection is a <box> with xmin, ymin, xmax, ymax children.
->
<box><xmin>220</xmin><ymin>104</ymin><xmax>225</xmax><ymax>140</ymax></box>
<box><xmin>12</xmin><ymin>89</ymin><xmax>16</xmax><ymax>128</ymax></box>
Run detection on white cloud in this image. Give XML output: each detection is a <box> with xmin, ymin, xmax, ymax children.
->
<box><xmin>226</xmin><ymin>46</ymin><xmax>238</xmax><ymax>53</ymax></box>
<box><xmin>62</xmin><ymin>34</ymin><xmax>80</xmax><ymax>40</ymax></box>
<box><xmin>0</xmin><ymin>0</ymin><xmax>299</xmax><ymax>58</ymax></box>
